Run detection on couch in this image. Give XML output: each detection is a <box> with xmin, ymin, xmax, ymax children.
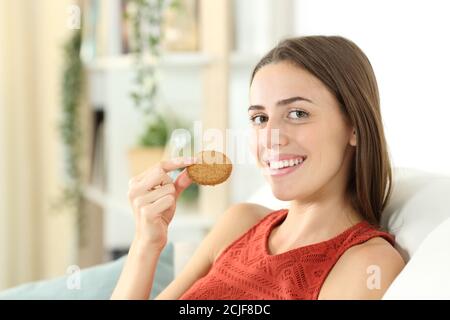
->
<box><xmin>0</xmin><ymin>244</ymin><xmax>174</xmax><ymax>300</ymax></box>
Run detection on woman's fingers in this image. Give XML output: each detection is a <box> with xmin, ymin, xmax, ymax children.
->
<box><xmin>140</xmin><ymin>194</ymin><xmax>176</xmax><ymax>225</ymax></box>
<box><xmin>174</xmin><ymin>168</ymin><xmax>193</xmax><ymax>199</ymax></box>
<box><xmin>128</xmin><ymin>167</ymin><xmax>170</xmax><ymax>199</ymax></box>
<box><xmin>126</xmin><ymin>157</ymin><xmax>199</xmax><ymax>249</ymax></box>
<box><xmin>159</xmin><ymin>157</ymin><xmax>197</xmax><ymax>172</ymax></box>
<box><xmin>127</xmin><ymin>156</ymin><xmax>199</xmax><ymax>225</ymax></box>
<box><xmin>128</xmin><ymin>167</ymin><xmax>151</xmax><ymax>187</ymax></box>
<box><xmin>138</xmin><ymin>167</ymin><xmax>172</xmax><ymax>190</ymax></box>
<box><xmin>128</xmin><ymin>157</ymin><xmax>196</xmax><ymax>187</ymax></box>
<box><xmin>133</xmin><ymin>183</ymin><xmax>176</xmax><ymax>210</ymax></box>
<box><xmin>132</xmin><ymin>157</ymin><xmax>196</xmax><ymax>191</ymax></box>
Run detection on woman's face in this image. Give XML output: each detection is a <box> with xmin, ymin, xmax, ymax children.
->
<box><xmin>249</xmin><ymin>61</ymin><xmax>357</xmax><ymax>201</ymax></box>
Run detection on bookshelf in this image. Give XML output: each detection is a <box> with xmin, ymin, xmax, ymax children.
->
<box><xmin>81</xmin><ymin>0</ymin><xmax>295</xmax><ymax>263</ymax></box>
<box><xmin>85</xmin><ymin>52</ymin><xmax>212</xmax><ymax>71</ymax></box>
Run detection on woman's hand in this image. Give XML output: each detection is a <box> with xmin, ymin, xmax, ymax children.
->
<box><xmin>127</xmin><ymin>157</ymin><xmax>197</xmax><ymax>251</ymax></box>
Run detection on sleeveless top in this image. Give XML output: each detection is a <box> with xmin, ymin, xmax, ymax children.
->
<box><xmin>179</xmin><ymin>208</ymin><xmax>396</xmax><ymax>300</ymax></box>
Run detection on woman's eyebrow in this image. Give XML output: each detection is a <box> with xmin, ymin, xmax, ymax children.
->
<box><xmin>248</xmin><ymin>96</ymin><xmax>313</xmax><ymax>111</ymax></box>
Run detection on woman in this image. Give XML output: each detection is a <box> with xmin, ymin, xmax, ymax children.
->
<box><xmin>111</xmin><ymin>36</ymin><xmax>405</xmax><ymax>300</ymax></box>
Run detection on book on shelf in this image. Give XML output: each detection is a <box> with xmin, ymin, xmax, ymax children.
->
<box><xmin>119</xmin><ymin>0</ymin><xmax>200</xmax><ymax>55</ymax></box>
<box><xmin>80</xmin><ymin>0</ymin><xmax>117</xmax><ymax>60</ymax></box>
<box><xmin>95</xmin><ymin>0</ymin><xmax>112</xmax><ymax>57</ymax></box>
<box><xmin>161</xmin><ymin>0</ymin><xmax>200</xmax><ymax>52</ymax></box>
<box><xmin>80</xmin><ymin>0</ymin><xmax>99</xmax><ymax>62</ymax></box>
<box><xmin>80</xmin><ymin>0</ymin><xmax>201</xmax><ymax>59</ymax></box>
<box><xmin>89</xmin><ymin>109</ymin><xmax>106</xmax><ymax>191</ymax></box>
<box><xmin>120</xmin><ymin>0</ymin><xmax>132</xmax><ymax>54</ymax></box>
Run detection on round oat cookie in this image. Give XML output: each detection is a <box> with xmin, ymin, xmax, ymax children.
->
<box><xmin>187</xmin><ymin>150</ymin><xmax>232</xmax><ymax>186</ymax></box>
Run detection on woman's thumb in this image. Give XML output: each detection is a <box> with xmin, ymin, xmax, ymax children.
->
<box><xmin>174</xmin><ymin>169</ymin><xmax>193</xmax><ymax>199</ymax></box>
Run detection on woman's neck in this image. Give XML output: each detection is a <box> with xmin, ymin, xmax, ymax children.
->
<box><xmin>271</xmin><ymin>194</ymin><xmax>363</xmax><ymax>252</ymax></box>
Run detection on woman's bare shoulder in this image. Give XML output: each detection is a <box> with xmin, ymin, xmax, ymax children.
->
<box><xmin>211</xmin><ymin>203</ymin><xmax>273</xmax><ymax>263</ymax></box>
<box><xmin>319</xmin><ymin>237</ymin><xmax>405</xmax><ymax>299</ymax></box>
<box><xmin>219</xmin><ymin>203</ymin><xmax>274</xmax><ymax>231</ymax></box>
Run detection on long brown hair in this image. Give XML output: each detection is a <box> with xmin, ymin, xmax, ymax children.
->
<box><xmin>250</xmin><ymin>35</ymin><xmax>392</xmax><ymax>226</ymax></box>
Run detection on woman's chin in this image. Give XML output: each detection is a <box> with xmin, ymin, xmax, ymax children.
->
<box><xmin>268</xmin><ymin>180</ymin><xmax>314</xmax><ymax>201</ymax></box>
<box><xmin>270</xmin><ymin>187</ymin><xmax>297</xmax><ymax>201</ymax></box>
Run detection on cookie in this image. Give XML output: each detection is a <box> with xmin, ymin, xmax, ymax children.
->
<box><xmin>187</xmin><ymin>150</ymin><xmax>232</xmax><ymax>186</ymax></box>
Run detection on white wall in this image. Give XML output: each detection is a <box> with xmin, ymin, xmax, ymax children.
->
<box><xmin>233</xmin><ymin>0</ymin><xmax>294</xmax><ymax>54</ymax></box>
<box><xmin>293</xmin><ymin>0</ymin><xmax>450</xmax><ymax>175</ymax></box>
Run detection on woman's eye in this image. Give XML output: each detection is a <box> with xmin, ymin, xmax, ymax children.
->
<box><xmin>287</xmin><ymin>110</ymin><xmax>309</xmax><ymax>119</ymax></box>
<box><xmin>249</xmin><ymin>114</ymin><xmax>268</xmax><ymax>125</ymax></box>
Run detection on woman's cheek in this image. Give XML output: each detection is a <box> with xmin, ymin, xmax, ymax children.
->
<box><xmin>295</xmin><ymin>128</ymin><xmax>317</xmax><ymax>154</ymax></box>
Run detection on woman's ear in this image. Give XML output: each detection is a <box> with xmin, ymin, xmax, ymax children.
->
<box><xmin>349</xmin><ymin>128</ymin><xmax>357</xmax><ymax>146</ymax></box>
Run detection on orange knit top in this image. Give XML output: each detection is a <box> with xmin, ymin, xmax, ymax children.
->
<box><xmin>179</xmin><ymin>208</ymin><xmax>395</xmax><ymax>300</ymax></box>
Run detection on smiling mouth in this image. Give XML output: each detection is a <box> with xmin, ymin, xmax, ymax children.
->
<box><xmin>261</xmin><ymin>155</ymin><xmax>307</xmax><ymax>176</ymax></box>
<box><xmin>265</xmin><ymin>156</ymin><xmax>306</xmax><ymax>170</ymax></box>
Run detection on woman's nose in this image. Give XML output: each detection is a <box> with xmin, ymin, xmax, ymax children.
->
<box><xmin>262</xmin><ymin>120</ymin><xmax>288</xmax><ymax>150</ymax></box>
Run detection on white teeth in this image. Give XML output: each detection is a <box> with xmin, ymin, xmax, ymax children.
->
<box><xmin>268</xmin><ymin>157</ymin><xmax>305</xmax><ymax>170</ymax></box>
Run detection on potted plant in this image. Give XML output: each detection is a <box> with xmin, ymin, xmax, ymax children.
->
<box><xmin>128</xmin><ymin>112</ymin><xmax>169</xmax><ymax>177</ymax></box>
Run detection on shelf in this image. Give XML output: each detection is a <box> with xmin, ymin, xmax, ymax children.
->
<box><xmin>85</xmin><ymin>52</ymin><xmax>212</xmax><ymax>71</ymax></box>
<box><xmin>85</xmin><ymin>52</ymin><xmax>261</xmax><ymax>72</ymax></box>
<box><xmin>82</xmin><ymin>185</ymin><xmax>131</xmax><ymax>217</ymax></box>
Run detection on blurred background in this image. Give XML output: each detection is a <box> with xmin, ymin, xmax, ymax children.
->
<box><xmin>0</xmin><ymin>0</ymin><xmax>449</xmax><ymax>291</ymax></box>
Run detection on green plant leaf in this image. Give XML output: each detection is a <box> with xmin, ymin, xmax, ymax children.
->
<box><xmin>138</xmin><ymin>113</ymin><xmax>169</xmax><ymax>147</ymax></box>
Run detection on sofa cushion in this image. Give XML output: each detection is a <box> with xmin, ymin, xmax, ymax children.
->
<box><xmin>382</xmin><ymin>217</ymin><xmax>450</xmax><ymax>299</ymax></box>
<box><xmin>0</xmin><ymin>242</ymin><xmax>174</xmax><ymax>300</ymax></box>
<box><xmin>381</xmin><ymin>168</ymin><xmax>450</xmax><ymax>261</ymax></box>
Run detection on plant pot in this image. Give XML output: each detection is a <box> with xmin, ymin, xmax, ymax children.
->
<box><xmin>128</xmin><ymin>147</ymin><xmax>166</xmax><ymax>177</ymax></box>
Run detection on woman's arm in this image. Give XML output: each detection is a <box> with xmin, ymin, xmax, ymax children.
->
<box><xmin>111</xmin><ymin>240</ymin><xmax>161</xmax><ymax>299</ymax></box>
<box><xmin>111</xmin><ymin>157</ymin><xmax>197</xmax><ymax>300</ymax></box>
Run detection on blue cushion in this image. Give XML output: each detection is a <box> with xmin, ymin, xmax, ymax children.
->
<box><xmin>0</xmin><ymin>243</ymin><xmax>174</xmax><ymax>300</ymax></box>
